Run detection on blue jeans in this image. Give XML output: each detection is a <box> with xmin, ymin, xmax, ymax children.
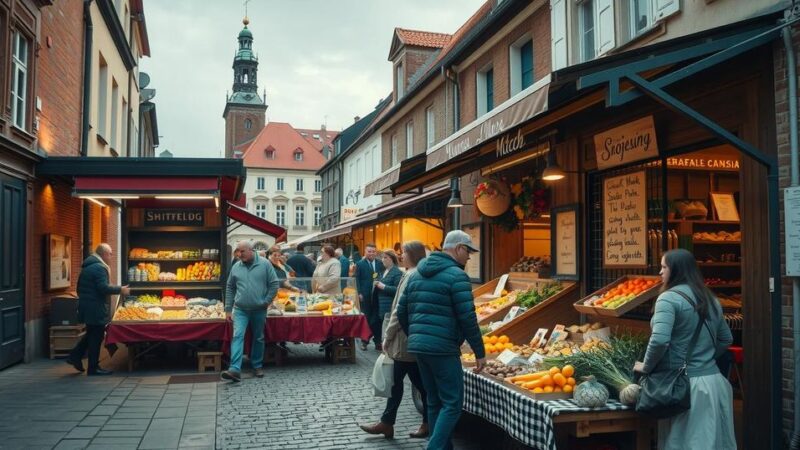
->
<box><xmin>229</xmin><ymin>307</ymin><xmax>267</xmax><ymax>372</ymax></box>
<box><xmin>416</xmin><ymin>354</ymin><xmax>463</xmax><ymax>450</ymax></box>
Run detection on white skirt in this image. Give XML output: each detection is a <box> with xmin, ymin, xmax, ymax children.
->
<box><xmin>658</xmin><ymin>373</ymin><xmax>737</xmax><ymax>450</ymax></box>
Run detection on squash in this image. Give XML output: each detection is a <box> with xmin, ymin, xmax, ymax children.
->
<box><xmin>311</xmin><ymin>300</ymin><xmax>332</xmax><ymax>311</ymax></box>
<box><xmin>573</xmin><ymin>376</ymin><xmax>609</xmax><ymax>408</ymax></box>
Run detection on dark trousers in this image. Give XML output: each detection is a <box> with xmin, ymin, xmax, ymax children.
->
<box><xmin>362</xmin><ymin>298</ymin><xmax>382</xmax><ymax>345</ymax></box>
<box><xmin>381</xmin><ymin>360</ymin><xmax>428</xmax><ymax>425</ymax></box>
<box><xmin>416</xmin><ymin>354</ymin><xmax>464</xmax><ymax>450</ymax></box>
<box><xmin>68</xmin><ymin>324</ymin><xmax>106</xmax><ymax>371</ymax></box>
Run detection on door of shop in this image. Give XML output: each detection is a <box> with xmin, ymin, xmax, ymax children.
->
<box><xmin>0</xmin><ymin>173</ymin><xmax>25</xmax><ymax>369</ymax></box>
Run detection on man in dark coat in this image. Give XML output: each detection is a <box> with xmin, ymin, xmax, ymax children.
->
<box><xmin>287</xmin><ymin>246</ymin><xmax>316</xmax><ymax>292</ymax></box>
<box><xmin>335</xmin><ymin>247</ymin><xmax>350</xmax><ymax>290</ymax></box>
<box><xmin>66</xmin><ymin>243</ymin><xmax>129</xmax><ymax>375</ymax></box>
<box><xmin>355</xmin><ymin>243</ymin><xmax>384</xmax><ymax>350</ymax></box>
<box><xmin>397</xmin><ymin>230</ymin><xmax>486</xmax><ymax>449</ymax></box>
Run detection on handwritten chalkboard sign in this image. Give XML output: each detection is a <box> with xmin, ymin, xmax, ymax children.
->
<box><xmin>551</xmin><ymin>205</ymin><xmax>579</xmax><ymax>280</ymax></box>
<box><xmin>603</xmin><ymin>171</ymin><xmax>647</xmax><ymax>268</ymax></box>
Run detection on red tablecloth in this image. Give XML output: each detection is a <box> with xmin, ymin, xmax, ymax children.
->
<box><xmin>105</xmin><ymin>320</ymin><xmax>228</xmax><ymax>345</ymax></box>
<box><xmin>222</xmin><ymin>314</ymin><xmax>372</xmax><ymax>346</ymax></box>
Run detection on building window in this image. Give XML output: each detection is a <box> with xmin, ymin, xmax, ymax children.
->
<box><xmin>277</xmin><ymin>178</ymin><xmax>285</xmax><ymax>191</ymax></box>
<box><xmin>629</xmin><ymin>0</ymin><xmax>651</xmax><ymax>37</ymax></box>
<box><xmin>110</xmin><ymin>79</ymin><xmax>119</xmax><ymax>150</ymax></box>
<box><xmin>98</xmin><ymin>55</ymin><xmax>108</xmax><ymax>138</ymax></box>
<box><xmin>245</xmin><ymin>118</ymin><xmax>252</xmax><ymax>129</ymax></box>
<box><xmin>426</xmin><ymin>107</ymin><xmax>435</xmax><ymax>149</ymax></box>
<box><xmin>294</xmin><ymin>151</ymin><xmax>303</xmax><ymax>161</ymax></box>
<box><xmin>295</xmin><ymin>205</ymin><xmax>305</xmax><ymax>226</ymax></box>
<box><xmin>256</xmin><ymin>177</ymin><xmax>265</xmax><ymax>190</ymax></box>
<box><xmin>265</xmin><ymin>149</ymin><xmax>275</xmax><ymax>159</ymax></box>
<box><xmin>579</xmin><ymin>0</ymin><xmax>596</xmax><ymax>62</ymax></box>
<box><xmin>390</xmin><ymin>134</ymin><xmax>398</xmax><ymax>166</ymax></box>
<box><xmin>396</xmin><ymin>63</ymin><xmax>404</xmax><ymax>99</ymax></box>
<box><xmin>255</xmin><ymin>203</ymin><xmax>267</xmax><ymax>219</ymax></box>
<box><xmin>296</xmin><ymin>178</ymin><xmax>304</xmax><ymax>192</ymax></box>
<box><xmin>315</xmin><ymin>179</ymin><xmax>322</xmax><ymax>193</ymax></box>
<box><xmin>314</xmin><ymin>206</ymin><xmax>322</xmax><ymax>227</ymax></box>
<box><xmin>477</xmin><ymin>67</ymin><xmax>494</xmax><ymax>116</ymax></box>
<box><xmin>510</xmin><ymin>38</ymin><xmax>534</xmax><ymax>96</ymax></box>
<box><xmin>275</xmin><ymin>205</ymin><xmax>286</xmax><ymax>226</ymax></box>
<box><xmin>406</xmin><ymin>121</ymin><xmax>414</xmax><ymax>159</ymax></box>
<box><xmin>10</xmin><ymin>31</ymin><xmax>28</xmax><ymax>130</ymax></box>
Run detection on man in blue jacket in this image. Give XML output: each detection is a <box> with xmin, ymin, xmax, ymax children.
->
<box><xmin>355</xmin><ymin>243</ymin><xmax>384</xmax><ymax>350</ymax></box>
<box><xmin>66</xmin><ymin>243</ymin><xmax>129</xmax><ymax>376</ymax></box>
<box><xmin>221</xmin><ymin>240</ymin><xmax>280</xmax><ymax>382</ymax></box>
<box><xmin>397</xmin><ymin>230</ymin><xmax>486</xmax><ymax>450</ymax></box>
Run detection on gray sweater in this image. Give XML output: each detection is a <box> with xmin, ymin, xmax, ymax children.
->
<box><xmin>224</xmin><ymin>254</ymin><xmax>280</xmax><ymax>312</ymax></box>
<box><xmin>642</xmin><ymin>284</ymin><xmax>733</xmax><ymax>377</ymax></box>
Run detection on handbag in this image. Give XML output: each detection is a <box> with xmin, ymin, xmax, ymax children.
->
<box><xmin>371</xmin><ymin>353</ymin><xmax>395</xmax><ymax>398</ymax></box>
<box><xmin>635</xmin><ymin>290</ymin><xmax>704</xmax><ymax>419</ymax></box>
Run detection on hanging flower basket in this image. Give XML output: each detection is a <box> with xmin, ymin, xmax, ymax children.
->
<box><xmin>474</xmin><ymin>180</ymin><xmax>511</xmax><ymax>217</ymax></box>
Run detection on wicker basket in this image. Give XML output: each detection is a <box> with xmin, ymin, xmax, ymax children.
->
<box><xmin>475</xmin><ymin>181</ymin><xmax>511</xmax><ymax>217</ymax></box>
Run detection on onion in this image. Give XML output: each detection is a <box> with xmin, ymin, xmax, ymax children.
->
<box><xmin>619</xmin><ymin>383</ymin><xmax>641</xmax><ymax>405</ymax></box>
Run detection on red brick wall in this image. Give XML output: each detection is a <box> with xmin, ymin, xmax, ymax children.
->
<box><xmin>103</xmin><ymin>205</ymin><xmax>119</xmax><ymax>285</ymax></box>
<box><xmin>27</xmin><ymin>182</ymin><xmax>82</xmax><ymax>322</ymax></box>
<box><xmin>459</xmin><ymin>7</ymin><xmax>551</xmax><ymax>125</ymax></box>
<box><xmin>404</xmin><ymin>47</ymin><xmax>437</xmax><ymax>88</ymax></box>
<box><xmin>382</xmin><ymin>85</ymin><xmax>448</xmax><ymax>171</ymax></box>
<box><xmin>37</xmin><ymin>0</ymin><xmax>83</xmax><ymax>157</ymax></box>
<box><xmin>775</xmin><ymin>31</ymin><xmax>798</xmax><ymax>443</ymax></box>
<box><xmin>225</xmin><ymin>108</ymin><xmax>265</xmax><ymax>157</ymax></box>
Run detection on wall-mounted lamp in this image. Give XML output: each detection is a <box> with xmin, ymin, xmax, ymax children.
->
<box><xmin>542</xmin><ymin>149</ymin><xmax>567</xmax><ymax>181</ymax></box>
<box><xmin>447</xmin><ymin>177</ymin><xmax>472</xmax><ymax>209</ymax></box>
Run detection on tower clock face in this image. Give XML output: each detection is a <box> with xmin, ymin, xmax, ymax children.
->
<box><xmin>244</xmin><ymin>94</ymin><xmax>253</xmax><ymax>101</ymax></box>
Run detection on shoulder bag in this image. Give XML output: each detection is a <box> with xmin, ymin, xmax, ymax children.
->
<box><xmin>635</xmin><ymin>290</ymin><xmax>704</xmax><ymax>419</ymax></box>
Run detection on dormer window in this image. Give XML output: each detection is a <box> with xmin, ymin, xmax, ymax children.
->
<box><xmin>245</xmin><ymin>119</ymin><xmax>252</xmax><ymax>129</ymax></box>
<box><xmin>294</xmin><ymin>148</ymin><xmax>304</xmax><ymax>161</ymax></box>
<box><xmin>396</xmin><ymin>63</ymin><xmax>404</xmax><ymax>99</ymax></box>
<box><xmin>265</xmin><ymin>149</ymin><xmax>275</xmax><ymax>159</ymax></box>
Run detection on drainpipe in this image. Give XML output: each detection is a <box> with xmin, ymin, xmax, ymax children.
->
<box><xmin>81</xmin><ymin>0</ymin><xmax>94</xmax><ymax>258</ymax></box>
<box><xmin>783</xmin><ymin>16</ymin><xmax>800</xmax><ymax>450</ymax></box>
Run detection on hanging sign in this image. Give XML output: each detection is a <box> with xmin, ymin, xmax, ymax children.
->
<box><xmin>144</xmin><ymin>209</ymin><xmax>204</xmax><ymax>227</ymax></box>
<box><xmin>340</xmin><ymin>207</ymin><xmax>361</xmax><ymax>222</ymax></box>
<box><xmin>785</xmin><ymin>187</ymin><xmax>800</xmax><ymax>276</ymax></box>
<box><xmin>551</xmin><ymin>205</ymin><xmax>579</xmax><ymax>280</ymax></box>
<box><xmin>593</xmin><ymin>116</ymin><xmax>659</xmax><ymax>170</ymax></box>
<box><xmin>603</xmin><ymin>171</ymin><xmax>647</xmax><ymax>268</ymax></box>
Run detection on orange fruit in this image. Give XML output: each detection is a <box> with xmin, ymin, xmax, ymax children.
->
<box><xmin>561</xmin><ymin>365</ymin><xmax>575</xmax><ymax>378</ymax></box>
<box><xmin>549</xmin><ymin>366</ymin><xmax>560</xmax><ymax>375</ymax></box>
<box><xmin>533</xmin><ymin>387</ymin><xmax>544</xmax><ymax>393</ymax></box>
<box><xmin>563</xmin><ymin>384</ymin><xmax>574</xmax><ymax>393</ymax></box>
<box><xmin>482</xmin><ymin>335</ymin><xmax>490</xmax><ymax>344</ymax></box>
<box><xmin>539</xmin><ymin>374</ymin><xmax>553</xmax><ymax>386</ymax></box>
<box><xmin>498</xmin><ymin>335</ymin><xmax>510</xmax><ymax>344</ymax></box>
<box><xmin>484</xmin><ymin>344</ymin><xmax>493</xmax><ymax>354</ymax></box>
<box><xmin>553</xmin><ymin>373</ymin><xmax>567</xmax><ymax>387</ymax></box>
<box><xmin>504</xmin><ymin>342</ymin><xmax>514</xmax><ymax>350</ymax></box>
<box><xmin>567</xmin><ymin>377</ymin><xmax>576</xmax><ymax>386</ymax></box>
<box><xmin>543</xmin><ymin>385</ymin><xmax>554</xmax><ymax>393</ymax></box>
<box><xmin>489</xmin><ymin>335</ymin><xmax>499</xmax><ymax>345</ymax></box>
<box><xmin>554</xmin><ymin>386</ymin><xmax>563</xmax><ymax>392</ymax></box>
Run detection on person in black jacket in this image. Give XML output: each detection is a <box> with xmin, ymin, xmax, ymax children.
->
<box><xmin>66</xmin><ymin>244</ymin><xmax>129</xmax><ymax>376</ymax></box>
<box><xmin>287</xmin><ymin>247</ymin><xmax>316</xmax><ymax>292</ymax></box>
<box><xmin>374</xmin><ymin>250</ymin><xmax>403</xmax><ymax>323</ymax></box>
<box><xmin>355</xmin><ymin>243</ymin><xmax>384</xmax><ymax>350</ymax></box>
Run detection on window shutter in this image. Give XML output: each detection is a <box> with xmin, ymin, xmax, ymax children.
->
<box><xmin>594</xmin><ymin>0</ymin><xmax>615</xmax><ymax>55</ymax></box>
<box><xmin>551</xmin><ymin>0</ymin><xmax>568</xmax><ymax>70</ymax></box>
<box><xmin>652</xmin><ymin>0</ymin><xmax>680</xmax><ymax>22</ymax></box>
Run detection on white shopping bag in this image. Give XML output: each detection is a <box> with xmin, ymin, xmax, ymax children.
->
<box><xmin>371</xmin><ymin>353</ymin><xmax>395</xmax><ymax>398</ymax></box>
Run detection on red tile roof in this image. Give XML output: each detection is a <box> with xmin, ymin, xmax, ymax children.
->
<box><xmin>295</xmin><ymin>128</ymin><xmax>338</xmax><ymax>151</ymax></box>
<box><xmin>395</xmin><ymin>28</ymin><xmax>452</xmax><ymax>49</ymax></box>
<box><xmin>241</xmin><ymin>122</ymin><xmax>333</xmax><ymax>171</ymax></box>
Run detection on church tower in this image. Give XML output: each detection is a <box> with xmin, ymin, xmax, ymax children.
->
<box><xmin>223</xmin><ymin>16</ymin><xmax>267</xmax><ymax>158</ymax></box>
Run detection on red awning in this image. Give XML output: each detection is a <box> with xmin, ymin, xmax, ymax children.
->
<box><xmin>226</xmin><ymin>202</ymin><xmax>287</xmax><ymax>242</ymax></box>
<box><xmin>74</xmin><ymin>176</ymin><xmax>220</xmax><ymax>195</ymax></box>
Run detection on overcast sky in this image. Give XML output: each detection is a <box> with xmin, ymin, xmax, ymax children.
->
<box><xmin>139</xmin><ymin>0</ymin><xmax>486</xmax><ymax>158</ymax></box>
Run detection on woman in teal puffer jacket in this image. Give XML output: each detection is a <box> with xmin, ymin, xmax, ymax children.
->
<box><xmin>396</xmin><ymin>230</ymin><xmax>486</xmax><ymax>450</ymax></box>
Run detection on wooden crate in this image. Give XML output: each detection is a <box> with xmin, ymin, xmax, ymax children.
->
<box><xmin>575</xmin><ymin>275</ymin><xmax>662</xmax><ymax>318</ymax></box>
<box><xmin>49</xmin><ymin>324</ymin><xmax>85</xmax><ymax>359</ymax></box>
<box><xmin>475</xmin><ymin>275</ymin><xmax>566</xmax><ymax>325</ymax></box>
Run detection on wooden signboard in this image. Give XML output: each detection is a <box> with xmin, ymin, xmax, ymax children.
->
<box><xmin>710</xmin><ymin>192</ymin><xmax>740</xmax><ymax>222</ymax></box>
<box><xmin>551</xmin><ymin>204</ymin><xmax>579</xmax><ymax>280</ymax></box>
<box><xmin>463</xmin><ymin>223</ymin><xmax>482</xmax><ymax>282</ymax></box>
<box><xmin>603</xmin><ymin>171</ymin><xmax>647</xmax><ymax>268</ymax></box>
<box><xmin>593</xmin><ymin>116</ymin><xmax>659</xmax><ymax>170</ymax></box>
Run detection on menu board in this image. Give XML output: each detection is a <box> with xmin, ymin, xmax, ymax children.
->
<box><xmin>463</xmin><ymin>223</ymin><xmax>482</xmax><ymax>282</ymax></box>
<box><xmin>603</xmin><ymin>171</ymin><xmax>647</xmax><ymax>268</ymax></box>
<box><xmin>710</xmin><ymin>192</ymin><xmax>740</xmax><ymax>222</ymax></box>
<box><xmin>551</xmin><ymin>205</ymin><xmax>579</xmax><ymax>280</ymax></box>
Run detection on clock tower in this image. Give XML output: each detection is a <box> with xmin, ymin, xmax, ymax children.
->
<box><xmin>223</xmin><ymin>17</ymin><xmax>267</xmax><ymax>158</ymax></box>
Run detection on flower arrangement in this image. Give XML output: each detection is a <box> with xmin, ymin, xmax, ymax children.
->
<box><xmin>473</xmin><ymin>179</ymin><xmax>511</xmax><ymax>217</ymax></box>
<box><xmin>483</xmin><ymin>176</ymin><xmax>551</xmax><ymax>231</ymax></box>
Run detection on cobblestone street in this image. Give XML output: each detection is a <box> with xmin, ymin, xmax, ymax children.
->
<box><xmin>0</xmin><ymin>344</ymin><xmax>513</xmax><ymax>450</ymax></box>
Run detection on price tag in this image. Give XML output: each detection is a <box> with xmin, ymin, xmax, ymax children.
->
<box><xmin>496</xmin><ymin>349</ymin><xmax>521</xmax><ymax>365</ymax></box>
<box><xmin>503</xmin><ymin>306</ymin><xmax>526</xmax><ymax>323</ymax></box>
<box><xmin>527</xmin><ymin>353</ymin><xmax>544</xmax><ymax>366</ymax></box>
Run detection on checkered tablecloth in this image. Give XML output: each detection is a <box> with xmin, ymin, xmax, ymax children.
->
<box><xmin>462</xmin><ymin>368</ymin><xmax>631</xmax><ymax>450</ymax></box>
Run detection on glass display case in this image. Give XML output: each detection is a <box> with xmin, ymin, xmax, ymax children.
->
<box><xmin>271</xmin><ymin>277</ymin><xmax>360</xmax><ymax>316</ymax></box>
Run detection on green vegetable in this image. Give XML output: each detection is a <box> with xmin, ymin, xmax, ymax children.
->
<box><xmin>517</xmin><ymin>282</ymin><xmax>563</xmax><ymax>308</ymax></box>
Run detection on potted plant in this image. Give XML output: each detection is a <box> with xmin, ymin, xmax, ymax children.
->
<box><xmin>474</xmin><ymin>179</ymin><xmax>512</xmax><ymax>217</ymax></box>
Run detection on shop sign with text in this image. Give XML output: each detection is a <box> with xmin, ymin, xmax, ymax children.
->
<box><xmin>144</xmin><ymin>209</ymin><xmax>204</xmax><ymax>227</ymax></box>
<box><xmin>341</xmin><ymin>207</ymin><xmax>361</xmax><ymax>222</ymax></box>
<box><xmin>594</xmin><ymin>116</ymin><xmax>659</xmax><ymax>170</ymax></box>
<box><xmin>666</xmin><ymin>156</ymin><xmax>740</xmax><ymax>171</ymax></box>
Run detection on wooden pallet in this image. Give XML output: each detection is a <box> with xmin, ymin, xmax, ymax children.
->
<box><xmin>49</xmin><ymin>324</ymin><xmax>86</xmax><ymax>359</ymax></box>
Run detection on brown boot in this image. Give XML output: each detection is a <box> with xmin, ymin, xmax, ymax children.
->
<box><xmin>409</xmin><ymin>423</ymin><xmax>429</xmax><ymax>439</ymax></box>
<box><xmin>359</xmin><ymin>422</ymin><xmax>394</xmax><ymax>439</ymax></box>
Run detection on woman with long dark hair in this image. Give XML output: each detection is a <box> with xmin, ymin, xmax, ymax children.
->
<box><xmin>635</xmin><ymin>248</ymin><xmax>735</xmax><ymax>449</ymax></box>
<box><xmin>359</xmin><ymin>241</ymin><xmax>429</xmax><ymax>439</ymax></box>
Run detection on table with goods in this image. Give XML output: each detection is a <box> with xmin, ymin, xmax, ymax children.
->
<box><xmin>458</xmin><ymin>276</ymin><xmax>661</xmax><ymax>449</ymax></box>
<box><xmin>221</xmin><ymin>280</ymin><xmax>372</xmax><ymax>364</ymax></box>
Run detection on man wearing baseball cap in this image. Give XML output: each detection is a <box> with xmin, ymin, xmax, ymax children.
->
<box><xmin>396</xmin><ymin>230</ymin><xmax>486</xmax><ymax>450</ymax></box>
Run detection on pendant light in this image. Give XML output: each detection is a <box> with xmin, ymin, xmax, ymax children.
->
<box><xmin>542</xmin><ymin>148</ymin><xmax>566</xmax><ymax>181</ymax></box>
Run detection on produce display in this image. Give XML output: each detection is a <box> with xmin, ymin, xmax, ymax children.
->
<box><xmin>161</xmin><ymin>310</ymin><xmax>187</xmax><ymax>320</ymax></box>
<box><xmin>129</xmin><ymin>248</ymin><xmax>219</xmax><ymax>259</ymax></box>
<box><xmin>572</xmin><ymin>376</ymin><xmax>609</xmax><ymax>408</ymax></box>
<box><xmin>272</xmin><ymin>288</ymin><xmax>360</xmax><ymax>316</ymax></box>
<box><xmin>516</xmin><ymin>283</ymin><xmax>563</xmax><ymax>309</ymax></box>
<box><xmin>482</xmin><ymin>360</ymin><xmax>533</xmax><ymax>379</ymax></box>
<box><xmin>482</xmin><ymin>334</ymin><xmax>516</xmax><ymax>354</ymax></box>
<box><xmin>583</xmin><ymin>277</ymin><xmax>659</xmax><ymax>310</ymax></box>
<box><xmin>128</xmin><ymin>261</ymin><xmax>221</xmax><ymax>282</ymax></box>
<box><xmin>160</xmin><ymin>296</ymin><xmax>186</xmax><ymax>307</ymax></box>
<box><xmin>693</xmin><ymin>230</ymin><xmax>741</xmax><ymax>242</ymax></box>
<box><xmin>506</xmin><ymin>365</ymin><xmax>576</xmax><ymax>394</ymax></box>
<box><xmin>509</xmin><ymin>256</ymin><xmax>551</xmax><ymax>273</ymax></box>
<box><xmin>113</xmin><ymin>306</ymin><xmax>155</xmax><ymax>321</ymax></box>
<box><xmin>187</xmin><ymin>303</ymin><xmax>225</xmax><ymax>319</ymax></box>
<box><xmin>475</xmin><ymin>292</ymin><xmax>518</xmax><ymax>321</ymax></box>
<box><xmin>565</xmin><ymin>322</ymin><xmax>605</xmax><ymax>336</ymax></box>
<box><xmin>114</xmin><ymin>296</ymin><xmax>224</xmax><ymax>321</ymax></box>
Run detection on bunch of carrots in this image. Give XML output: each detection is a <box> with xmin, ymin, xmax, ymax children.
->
<box><xmin>506</xmin><ymin>365</ymin><xmax>576</xmax><ymax>394</ymax></box>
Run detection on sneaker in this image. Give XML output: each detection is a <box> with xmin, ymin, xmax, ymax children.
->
<box><xmin>220</xmin><ymin>370</ymin><xmax>241</xmax><ymax>382</ymax></box>
<box><xmin>253</xmin><ymin>368</ymin><xmax>264</xmax><ymax>378</ymax></box>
